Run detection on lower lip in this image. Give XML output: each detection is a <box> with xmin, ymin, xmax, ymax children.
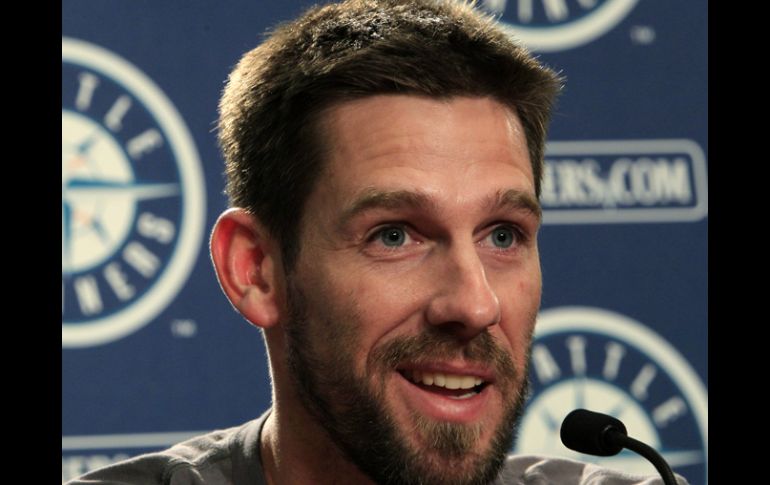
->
<box><xmin>394</xmin><ymin>372</ymin><xmax>492</xmax><ymax>424</ymax></box>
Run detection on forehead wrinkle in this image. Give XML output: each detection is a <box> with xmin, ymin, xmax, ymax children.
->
<box><xmin>485</xmin><ymin>189</ymin><xmax>542</xmax><ymax>223</ymax></box>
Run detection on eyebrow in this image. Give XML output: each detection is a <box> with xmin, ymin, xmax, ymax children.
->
<box><xmin>485</xmin><ymin>189</ymin><xmax>542</xmax><ymax>223</ymax></box>
<box><xmin>338</xmin><ymin>189</ymin><xmax>436</xmax><ymax>228</ymax></box>
<box><xmin>338</xmin><ymin>187</ymin><xmax>541</xmax><ymax>228</ymax></box>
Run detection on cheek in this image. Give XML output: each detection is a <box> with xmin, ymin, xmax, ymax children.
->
<box><xmin>515</xmin><ymin>257</ymin><xmax>542</xmax><ymax>311</ymax></box>
<box><xmin>295</xmin><ymin>259</ymin><xmax>427</xmax><ymax>370</ymax></box>
<box><xmin>346</xmin><ymin>268</ymin><xmax>428</xmax><ymax>347</ymax></box>
<box><xmin>289</xmin><ymin>264</ymin><xmax>360</xmax><ymax>353</ymax></box>
<box><xmin>496</xmin><ymin>267</ymin><xmax>541</xmax><ymax>362</ymax></box>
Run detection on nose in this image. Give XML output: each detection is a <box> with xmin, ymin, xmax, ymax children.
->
<box><xmin>425</xmin><ymin>242</ymin><xmax>501</xmax><ymax>340</ymax></box>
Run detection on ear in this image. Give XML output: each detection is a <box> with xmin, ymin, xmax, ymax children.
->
<box><xmin>210</xmin><ymin>208</ymin><xmax>283</xmax><ymax>329</ymax></box>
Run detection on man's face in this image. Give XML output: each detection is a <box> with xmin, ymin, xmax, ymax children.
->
<box><xmin>284</xmin><ymin>95</ymin><xmax>542</xmax><ymax>484</ymax></box>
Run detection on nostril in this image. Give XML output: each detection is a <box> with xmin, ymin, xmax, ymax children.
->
<box><xmin>431</xmin><ymin>320</ymin><xmax>496</xmax><ymax>342</ymax></box>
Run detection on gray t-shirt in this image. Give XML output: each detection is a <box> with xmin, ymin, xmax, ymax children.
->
<box><xmin>67</xmin><ymin>412</ymin><xmax>688</xmax><ymax>485</ymax></box>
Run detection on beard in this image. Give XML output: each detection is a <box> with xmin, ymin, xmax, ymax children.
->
<box><xmin>284</xmin><ymin>277</ymin><xmax>532</xmax><ymax>485</ymax></box>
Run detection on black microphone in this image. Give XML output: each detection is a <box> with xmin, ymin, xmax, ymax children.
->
<box><xmin>560</xmin><ymin>409</ymin><xmax>678</xmax><ymax>485</ymax></box>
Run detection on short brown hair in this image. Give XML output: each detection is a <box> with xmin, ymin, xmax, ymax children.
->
<box><xmin>218</xmin><ymin>0</ymin><xmax>563</xmax><ymax>267</ymax></box>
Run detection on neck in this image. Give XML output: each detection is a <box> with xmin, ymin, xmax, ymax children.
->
<box><xmin>259</xmin><ymin>372</ymin><xmax>375</xmax><ymax>485</ymax></box>
<box><xmin>260</xmin><ymin>406</ymin><xmax>376</xmax><ymax>485</ymax></box>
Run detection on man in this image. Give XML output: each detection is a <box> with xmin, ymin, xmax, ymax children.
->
<box><xmin>69</xmin><ymin>1</ymin><xmax>688</xmax><ymax>484</ymax></box>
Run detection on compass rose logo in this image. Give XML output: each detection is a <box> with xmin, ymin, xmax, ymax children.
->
<box><xmin>473</xmin><ymin>0</ymin><xmax>640</xmax><ymax>52</ymax></box>
<box><xmin>515</xmin><ymin>307</ymin><xmax>708</xmax><ymax>483</ymax></box>
<box><xmin>62</xmin><ymin>38</ymin><xmax>206</xmax><ymax>348</ymax></box>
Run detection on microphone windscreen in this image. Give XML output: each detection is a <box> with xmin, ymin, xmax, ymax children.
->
<box><xmin>560</xmin><ymin>409</ymin><xmax>627</xmax><ymax>457</ymax></box>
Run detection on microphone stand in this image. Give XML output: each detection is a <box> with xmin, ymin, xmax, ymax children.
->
<box><xmin>607</xmin><ymin>430</ymin><xmax>678</xmax><ymax>485</ymax></box>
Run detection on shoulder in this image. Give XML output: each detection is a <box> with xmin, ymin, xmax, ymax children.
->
<box><xmin>495</xmin><ymin>455</ymin><xmax>690</xmax><ymax>485</ymax></box>
<box><xmin>65</xmin><ymin>414</ymin><xmax>269</xmax><ymax>485</ymax></box>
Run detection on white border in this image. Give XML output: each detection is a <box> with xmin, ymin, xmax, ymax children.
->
<box><xmin>62</xmin><ymin>38</ymin><xmax>206</xmax><ymax>348</ymax></box>
<box><xmin>499</xmin><ymin>0</ymin><xmax>640</xmax><ymax>52</ymax></box>
<box><xmin>541</xmin><ymin>139</ymin><xmax>708</xmax><ymax>225</ymax></box>
<box><xmin>62</xmin><ymin>430</ymin><xmax>209</xmax><ymax>450</ymax></box>
<box><xmin>534</xmin><ymin>306</ymin><xmax>708</xmax><ymax>482</ymax></box>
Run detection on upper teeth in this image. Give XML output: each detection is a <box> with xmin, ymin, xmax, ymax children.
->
<box><xmin>407</xmin><ymin>370</ymin><xmax>483</xmax><ymax>390</ymax></box>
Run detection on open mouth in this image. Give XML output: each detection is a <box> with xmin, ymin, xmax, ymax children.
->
<box><xmin>399</xmin><ymin>369</ymin><xmax>489</xmax><ymax>400</ymax></box>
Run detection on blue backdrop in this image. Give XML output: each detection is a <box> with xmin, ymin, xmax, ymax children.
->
<box><xmin>62</xmin><ymin>1</ymin><xmax>708</xmax><ymax>483</ymax></box>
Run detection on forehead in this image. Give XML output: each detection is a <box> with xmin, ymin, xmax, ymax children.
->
<box><xmin>315</xmin><ymin>94</ymin><xmax>535</xmax><ymax>206</ymax></box>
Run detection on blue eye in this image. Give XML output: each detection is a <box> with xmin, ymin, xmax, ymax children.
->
<box><xmin>379</xmin><ymin>227</ymin><xmax>407</xmax><ymax>247</ymax></box>
<box><xmin>491</xmin><ymin>226</ymin><xmax>516</xmax><ymax>248</ymax></box>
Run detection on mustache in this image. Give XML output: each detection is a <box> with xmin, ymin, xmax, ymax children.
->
<box><xmin>368</xmin><ymin>328</ymin><xmax>518</xmax><ymax>380</ymax></box>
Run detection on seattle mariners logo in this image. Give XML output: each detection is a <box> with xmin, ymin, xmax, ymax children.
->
<box><xmin>474</xmin><ymin>0</ymin><xmax>640</xmax><ymax>51</ymax></box>
<box><xmin>62</xmin><ymin>38</ymin><xmax>206</xmax><ymax>348</ymax></box>
<box><xmin>515</xmin><ymin>307</ymin><xmax>708</xmax><ymax>483</ymax></box>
